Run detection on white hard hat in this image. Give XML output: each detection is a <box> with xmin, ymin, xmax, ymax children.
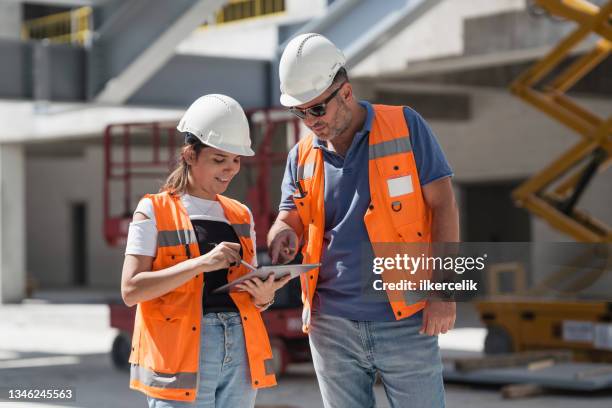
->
<box><xmin>279</xmin><ymin>33</ymin><xmax>346</xmax><ymax>107</ymax></box>
<box><xmin>177</xmin><ymin>94</ymin><xmax>254</xmax><ymax>156</ymax></box>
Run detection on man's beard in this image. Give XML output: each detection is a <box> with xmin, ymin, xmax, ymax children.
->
<box><xmin>329</xmin><ymin>102</ymin><xmax>352</xmax><ymax>141</ymax></box>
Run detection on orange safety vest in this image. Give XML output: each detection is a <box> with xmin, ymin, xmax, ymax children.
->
<box><xmin>294</xmin><ymin>104</ymin><xmax>432</xmax><ymax>332</ymax></box>
<box><xmin>129</xmin><ymin>192</ymin><xmax>276</xmax><ymax>402</ymax></box>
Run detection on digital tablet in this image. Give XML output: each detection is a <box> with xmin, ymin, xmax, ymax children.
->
<box><xmin>212</xmin><ymin>263</ymin><xmax>321</xmax><ymax>293</ymax></box>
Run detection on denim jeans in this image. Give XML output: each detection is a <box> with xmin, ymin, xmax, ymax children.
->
<box><xmin>147</xmin><ymin>312</ymin><xmax>256</xmax><ymax>408</ymax></box>
<box><xmin>309</xmin><ymin>310</ymin><xmax>445</xmax><ymax>408</ymax></box>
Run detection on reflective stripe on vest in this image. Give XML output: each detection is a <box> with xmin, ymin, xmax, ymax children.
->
<box><xmin>369</xmin><ymin>135</ymin><xmax>412</xmax><ymax>159</ymax></box>
<box><xmin>297</xmin><ymin>162</ymin><xmax>315</xmax><ymax>181</ymax></box>
<box><xmin>293</xmin><ymin>104</ymin><xmax>430</xmax><ymax>332</ymax></box>
<box><xmin>128</xmin><ymin>192</ymin><xmax>276</xmax><ymax>402</ymax></box>
<box><xmin>157</xmin><ymin>229</ymin><xmax>198</xmax><ymax>247</ymax></box>
<box><xmin>231</xmin><ymin>223</ymin><xmax>251</xmax><ymax>238</ymax></box>
<box><xmin>130</xmin><ymin>364</ymin><xmax>197</xmax><ymax>389</ymax></box>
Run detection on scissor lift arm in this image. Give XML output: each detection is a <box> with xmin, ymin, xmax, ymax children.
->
<box><xmin>510</xmin><ymin>0</ymin><xmax>612</xmax><ymax>242</ymax></box>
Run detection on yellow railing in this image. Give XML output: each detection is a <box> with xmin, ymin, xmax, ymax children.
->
<box><xmin>21</xmin><ymin>6</ymin><xmax>93</xmax><ymax>46</ymax></box>
<box><xmin>215</xmin><ymin>0</ymin><xmax>285</xmax><ymax>24</ymax></box>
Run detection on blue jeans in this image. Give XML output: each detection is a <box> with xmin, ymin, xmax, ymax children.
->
<box><xmin>309</xmin><ymin>311</ymin><xmax>445</xmax><ymax>408</ymax></box>
<box><xmin>147</xmin><ymin>312</ymin><xmax>256</xmax><ymax>408</ymax></box>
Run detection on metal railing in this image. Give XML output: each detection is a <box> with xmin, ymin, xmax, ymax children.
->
<box><xmin>215</xmin><ymin>0</ymin><xmax>285</xmax><ymax>24</ymax></box>
<box><xmin>21</xmin><ymin>6</ymin><xmax>93</xmax><ymax>46</ymax></box>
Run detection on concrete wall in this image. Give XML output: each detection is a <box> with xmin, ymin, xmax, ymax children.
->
<box><xmin>178</xmin><ymin>21</ymin><xmax>280</xmax><ymax>60</ymax></box>
<box><xmin>26</xmin><ymin>142</ymin><xmax>189</xmax><ymax>288</ymax></box>
<box><xmin>0</xmin><ymin>40</ymin><xmax>86</xmax><ymax>102</ymax></box>
<box><xmin>463</xmin><ymin>8</ymin><xmax>576</xmax><ymax>56</ymax></box>
<box><xmin>27</xmin><ymin>145</ymin><xmax>125</xmax><ymax>288</ymax></box>
<box><xmin>33</xmin><ymin>42</ymin><xmax>86</xmax><ymax>101</ymax></box>
<box><xmin>432</xmin><ymin>88</ymin><xmax>611</xmax><ymax>243</ymax></box>
<box><xmin>352</xmin><ymin>0</ymin><xmax>527</xmax><ymax>77</ymax></box>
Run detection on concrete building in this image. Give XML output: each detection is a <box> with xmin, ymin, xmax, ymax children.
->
<box><xmin>0</xmin><ymin>0</ymin><xmax>610</xmax><ymax>303</ymax></box>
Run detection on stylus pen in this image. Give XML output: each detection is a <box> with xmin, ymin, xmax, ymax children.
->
<box><xmin>240</xmin><ymin>259</ymin><xmax>258</xmax><ymax>272</ymax></box>
<box><xmin>208</xmin><ymin>242</ymin><xmax>257</xmax><ymax>271</ymax></box>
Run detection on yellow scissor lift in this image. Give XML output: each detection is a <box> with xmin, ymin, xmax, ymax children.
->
<box><xmin>476</xmin><ymin>0</ymin><xmax>612</xmax><ymax>362</ymax></box>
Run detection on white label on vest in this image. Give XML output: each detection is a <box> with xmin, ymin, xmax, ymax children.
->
<box><xmin>387</xmin><ymin>175</ymin><xmax>414</xmax><ymax>197</ymax></box>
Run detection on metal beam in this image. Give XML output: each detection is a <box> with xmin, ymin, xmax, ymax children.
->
<box><xmin>93</xmin><ymin>0</ymin><xmax>228</xmax><ymax>104</ymax></box>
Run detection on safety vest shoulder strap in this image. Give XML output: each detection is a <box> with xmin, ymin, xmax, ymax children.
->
<box><xmin>216</xmin><ymin>194</ymin><xmax>251</xmax><ymax>236</ymax></box>
<box><xmin>369</xmin><ymin>104</ymin><xmax>412</xmax><ymax>154</ymax></box>
<box><xmin>296</xmin><ymin>134</ymin><xmax>319</xmax><ymax>183</ymax></box>
<box><xmin>145</xmin><ymin>192</ymin><xmax>198</xmax><ymax>259</ymax></box>
<box><xmin>146</xmin><ymin>192</ymin><xmax>189</xmax><ymax>229</ymax></box>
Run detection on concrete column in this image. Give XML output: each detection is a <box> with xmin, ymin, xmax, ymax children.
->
<box><xmin>0</xmin><ymin>3</ymin><xmax>22</xmax><ymax>40</ymax></box>
<box><xmin>32</xmin><ymin>41</ymin><xmax>52</xmax><ymax>103</ymax></box>
<box><xmin>0</xmin><ymin>143</ymin><xmax>26</xmax><ymax>303</ymax></box>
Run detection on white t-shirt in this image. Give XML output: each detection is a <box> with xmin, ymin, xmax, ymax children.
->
<box><xmin>125</xmin><ymin>194</ymin><xmax>257</xmax><ymax>261</ymax></box>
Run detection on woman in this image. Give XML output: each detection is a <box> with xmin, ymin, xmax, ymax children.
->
<box><xmin>121</xmin><ymin>94</ymin><xmax>289</xmax><ymax>408</ymax></box>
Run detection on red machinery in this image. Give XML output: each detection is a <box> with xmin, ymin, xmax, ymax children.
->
<box><xmin>105</xmin><ymin>109</ymin><xmax>310</xmax><ymax>375</ymax></box>
<box><xmin>104</xmin><ymin>108</ymin><xmax>303</xmax><ymax>248</ymax></box>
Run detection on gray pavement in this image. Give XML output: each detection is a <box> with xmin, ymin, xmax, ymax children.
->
<box><xmin>0</xmin><ymin>302</ymin><xmax>611</xmax><ymax>407</ymax></box>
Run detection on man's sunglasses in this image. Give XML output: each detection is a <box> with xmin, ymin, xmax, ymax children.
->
<box><xmin>289</xmin><ymin>83</ymin><xmax>345</xmax><ymax>119</ymax></box>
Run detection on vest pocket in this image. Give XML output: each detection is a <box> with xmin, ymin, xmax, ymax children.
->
<box><xmin>158</xmin><ymin>253</ymin><xmax>189</xmax><ymax>268</ymax></box>
<box><xmin>141</xmin><ymin>305</ymin><xmax>191</xmax><ymax>372</ymax></box>
<box><xmin>384</xmin><ymin>175</ymin><xmax>419</xmax><ymax>226</ymax></box>
<box><xmin>396</xmin><ymin>221</ymin><xmax>427</xmax><ymax>243</ymax></box>
<box><xmin>147</xmin><ymin>304</ymin><xmax>189</xmax><ymax>322</ymax></box>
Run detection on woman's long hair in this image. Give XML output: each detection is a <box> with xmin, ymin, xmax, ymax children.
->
<box><xmin>161</xmin><ymin>134</ymin><xmax>206</xmax><ymax>195</ymax></box>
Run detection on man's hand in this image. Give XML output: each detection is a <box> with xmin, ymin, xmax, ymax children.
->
<box><xmin>419</xmin><ymin>301</ymin><xmax>456</xmax><ymax>336</ymax></box>
<box><xmin>268</xmin><ymin>210</ymin><xmax>303</xmax><ymax>265</ymax></box>
<box><xmin>269</xmin><ymin>228</ymin><xmax>299</xmax><ymax>264</ymax></box>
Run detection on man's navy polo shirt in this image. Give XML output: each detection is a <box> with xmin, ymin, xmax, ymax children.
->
<box><xmin>279</xmin><ymin>101</ymin><xmax>453</xmax><ymax>321</ymax></box>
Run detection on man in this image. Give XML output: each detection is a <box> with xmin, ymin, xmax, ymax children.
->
<box><xmin>268</xmin><ymin>33</ymin><xmax>458</xmax><ymax>408</ymax></box>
